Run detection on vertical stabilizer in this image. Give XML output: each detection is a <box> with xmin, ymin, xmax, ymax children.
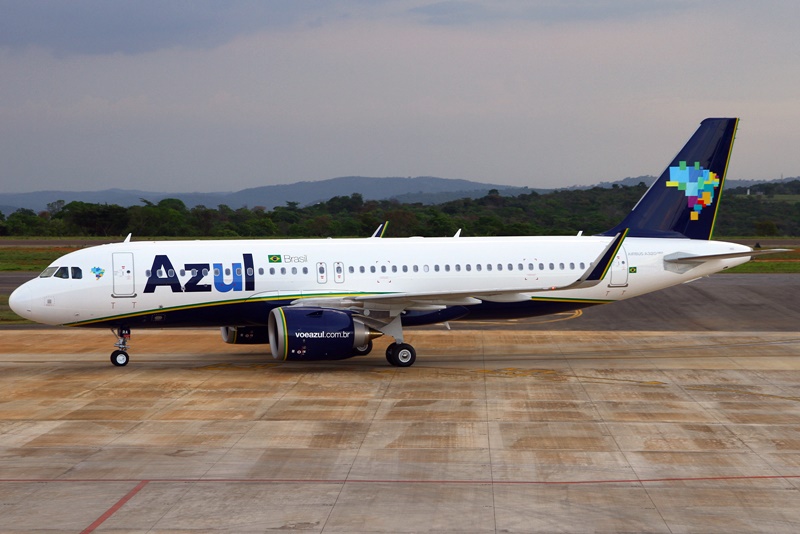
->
<box><xmin>602</xmin><ymin>118</ymin><xmax>738</xmax><ymax>240</ymax></box>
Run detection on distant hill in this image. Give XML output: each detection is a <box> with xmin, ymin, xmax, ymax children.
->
<box><xmin>0</xmin><ymin>176</ymin><xmax>531</xmax><ymax>214</ymax></box>
<box><xmin>1</xmin><ymin>175</ymin><xmax>797</xmax><ymax>216</ymax></box>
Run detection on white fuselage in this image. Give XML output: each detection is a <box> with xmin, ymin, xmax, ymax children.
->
<box><xmin>10</xmin><ymin>235</ymin><xmax>751</xmax><ymax>328</ymax></box>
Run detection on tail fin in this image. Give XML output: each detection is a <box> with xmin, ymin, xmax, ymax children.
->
<box><xmin>602</xmin><ymin>118</ymin><xmax>738</xmax><ymax>240</ymax></box>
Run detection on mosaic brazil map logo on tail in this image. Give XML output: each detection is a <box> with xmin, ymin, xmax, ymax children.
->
<box><xmin>666</xmin><ymin>160</ymin><xmax>720</xmax><ymax>220</ymax></box>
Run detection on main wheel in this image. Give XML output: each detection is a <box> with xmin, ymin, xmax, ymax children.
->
<box><xmin>353</xmin><ymin>339</ymin><xmax>373</xmax><ymax>356</ymax></box>
<box><xmin>386</xmin><ymin>343</ymin><xmax>398</xmax><ymax>365</ymax></box>
<box><xmin>393</xmin><ymin>343</ymin><xmax>416</xmax><ymax>367</ymax></box>
<box><xmin>386</xmin><ymin>343</ymin><xmax>415</xmax><ymax>367</ymax></box>
<box><xmin>110</xmin><ymin>350</ymin><xmax>129</xmax><ymax>367</ymax></box>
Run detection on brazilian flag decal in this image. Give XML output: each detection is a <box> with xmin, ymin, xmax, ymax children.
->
<box><xmin>268</xmin><ymin>255</ymin><xmax>282</xmax><ymax>263</ymax></box>
<box><xmin>629</xmin><ymin>266</ymin><xmax>637</xmax><ymax>274</ymax></box>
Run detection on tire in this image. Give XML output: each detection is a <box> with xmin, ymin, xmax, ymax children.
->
<box><xmin>392</xmin><ymin>343</ymin><xmax>416</xmax><ymax>367</ymax></box>
<box><xmin>385</xmin><ymin>343</ymin><xmax>398</xmax><ymax>366</ymax></box>
<box><xmin>110</xmin><ymin>350</ymin><xmax>129</xmax><ymax>367</ymax></box>
<box><xmin>353</xmin><ymin>339</ymin><xmax>373</xmax><ymax>356</ymax></box>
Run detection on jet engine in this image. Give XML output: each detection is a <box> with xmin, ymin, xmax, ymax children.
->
<box><xmin>220</xmin><ymin>326</ymin><xmax>270</xmax><ymax>344</ymax></box>
<box><xmin>267</xmin><ymin>307</ymin><xmax>381</xmax><ymax>361</ymax></box>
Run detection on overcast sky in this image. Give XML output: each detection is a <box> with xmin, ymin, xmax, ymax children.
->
<box><xmin>1</xmin><ymin>0</ymin><xmax>798</xmax><ymax>193</ymax></box>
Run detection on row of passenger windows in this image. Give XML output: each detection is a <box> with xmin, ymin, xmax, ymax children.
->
<box><xmin>43</xmin><ymin>261</ymin><xmax>591</xmax><ymax>281</ymax></box>
<box><xmin>347</xmin><ymin>262</ymin><xmax>587</xmax><ymax>274</ymax></box>
<box><xmin>145</xmin><ymin>261</ymin><xmax>589</xmax><ymax>279</ymax></box>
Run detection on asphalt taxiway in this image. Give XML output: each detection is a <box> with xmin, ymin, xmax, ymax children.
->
<box><xmin>1</xmin><ymin>274</ymin><xmax>799</xmax><ymax>532</ymax></box>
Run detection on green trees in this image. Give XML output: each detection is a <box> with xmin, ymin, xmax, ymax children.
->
<box><xmin>0</xmin><ymin>181</ymin><xmax>797</xmax><ymax>238</ymax></box>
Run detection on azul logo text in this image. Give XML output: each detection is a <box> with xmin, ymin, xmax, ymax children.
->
<box><xmin>144</xmin><ymin>254</ymin><xmax>255</xmax><ymax>293</ymax></box>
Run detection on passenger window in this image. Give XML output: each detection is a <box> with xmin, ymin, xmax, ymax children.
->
<box><xmin>236</xmin><ymin>268</ymin><xmax>242</xmax><ymax>276</ymax></box>
<box><xmin>423</xmin><ymin>265</ymin><xmax>429</xmax><ymax>272</ymax></box>
<box><xmin>445</xmin><ymin>265</ymin><xmax>450</xmax><ymax>272</ymax></box>
<box><xmin>71</xmin><ymin>267</ymin><xmax>82</xmax><ymax>279</ymax></box>
<box><xmin>549</xmin><ymin>263</ymin><xmax>554</xmax><ymax>270</ymax></box>
<box><xmin>54</xmin><ymin>267</ymin><xmax>70</xmax><ymax>279</ymax></box>
<box><xmin>580</xmin><ymin>262</ymin><xmax>586</xmax><ymax>269</ymax></box>
<box><xmin>336</xmin><ymin>265</ymin><xmax>343</xmax><ymax>274</ymax></box>
<box><xmin>381</xmin><ymin>266</ymin><xmax>387</xmax><ymax>273</ymax></box>
<box><xmin>434</xmin><ymin>265</ymin><xmax>440</xmax><ymax>272</ymax></box>
<box><xmin>403</xmin><ymin>265</ymin><xmax>408</xmax><ymax>273</ymax></box>
<box><xmin>179</xmin><ymin>269</ymin><xmax>186</xmax><ymax>277</ymax></box>
<box><xmin>413</xmin><ymin>265</ymin><xmax>419</xmax><ymax>272</ymax></box>
<box><xmin>303</xmin><ymin>267</ymin><xmax>308</xmax><ymax>275</ymax></box>
<box><xmin>39</xmin><ymin>266</ymin><xmax>58</xmax><ymax>278</ymax></box>
<box><xmin>570</xmin><ymin>262</ymin><xmax>575</xmax><ymax>270</ymax></box>
<box><xmin>476</xmin><ymin>264</ymin><xmax>482</xmax><ymax>271</ymax></box>
<box><xmin>370</xmin><ymin>266</ymin><xmax>376</xmax><ymax>273</ymax></box>
<box><xmin>202</xmin><ymin>268</ymin><xmax>209</xmax><ymax>276</ymax></box>
<box><xmin>508</xmin><ymin>263</ymin><xmax>513</xmax><ymax>271</ymax></box>
<box><xmin>559</xmin><ymin>263</ymin><xmax>565</xmax><ymax>270</ymax></box>
<box><xmin>391</xmin><ymin>265</ymin><xmax>397</xmax><ymax>273</ymax></box>
<box><xmin>269</xmin><ymin>267</ymin><xmax>275</xmax><ymax>275</ymax></box>
<box><xmin>455</xmin><ymin>264</ymin><xmax>461</xmax><ymax>272</ymax></box>
<box><xmin>348</xmin><ymin>266</ymin><xmax>354</xmax><ymax>274</ymax></box>
<box><xmin>518</xmin><ymin>263</ymin><xmax>524</xmax><ymax>271</ymax></box>
<box><xmin>487</xmin><ymin>264</ymin><xmax>492</xmax><ymax>271</ymax></box>
<box><xmin>538</xmin><ymin>263</ymin><xmax>544</xmax><ymax>271</ymax></box>
<box><xmin>280</xmin><ymin>267</ymin><xmax>286</xmax><ymax>275</ymax></box>
<box><xmin>497</xmin><ymin>264</ymin><xmax>502</xmax><ymax>271</ymax></box>
<box><xmin>258</xmin><ymin>268</ymin><xmax>264</xmax><ymax>275</ymax></box>
<box><xmin>360</xmin><ymin>266</ymin><xmax>365</xmax><ymax>274</ymax></box>
<box><xmin>465</xmin><ymin>264</ymin><xmax>471</xmax><ymax>272</ymax></box>
<box><xmin>528</xmin><ymin>263</ymin><xmax>533</xmax><ymax>270</ymax></box>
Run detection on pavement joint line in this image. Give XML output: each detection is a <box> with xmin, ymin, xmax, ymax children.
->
<box><xmin>4</xmin><ymin>475</ymin><xmax>800</xmax><ymax>485</ymax></box>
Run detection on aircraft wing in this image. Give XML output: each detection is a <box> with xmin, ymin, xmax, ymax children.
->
<box><xmin>294</xmin><ymin>230</ymin><xmax>628</xmax><ymax>312</ymax></box>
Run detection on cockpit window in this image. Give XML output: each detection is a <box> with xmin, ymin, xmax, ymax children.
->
<box><xmin>39</xmin><ymin>266</ymin><xmax>58</xmax><ymax>278</ymax></box>
<box><xmin>71</xmin><ymin>267</ymin><xmax>83</xmax><ymax>279</ymax></box>
<box><xmin>54</xmin><ymin>267</ymin><xmax>70</xmax><ymax>279</ymax></box>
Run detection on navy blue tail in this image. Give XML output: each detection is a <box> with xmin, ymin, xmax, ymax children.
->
<box><xmin>602</xmin><ymin>118</ymin><xmax>738</xmax><ymax>240</ymax></box>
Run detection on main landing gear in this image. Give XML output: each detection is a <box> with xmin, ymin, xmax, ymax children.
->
<box><xmin>385</xmin><ymin>342</ymin><xmax>416</xmax><ymax>367</ymax></box>
<box><xmin>110</xmin><ymin>326</ymin><xmax>131</xmax><ymax>366</ymax></box>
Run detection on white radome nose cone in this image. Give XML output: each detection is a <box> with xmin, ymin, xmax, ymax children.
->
<box><xmin>9</xmin><ymin>284</ymin><xmax>33</xmax><ymax>318</ymax></box>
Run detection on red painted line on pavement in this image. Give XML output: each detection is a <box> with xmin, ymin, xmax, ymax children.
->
<box><xmin>81</xmin><ymin>480</ymin><xmax>149</xmax><ymax>534</ymax></box>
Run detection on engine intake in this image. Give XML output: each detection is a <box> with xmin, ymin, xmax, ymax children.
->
<box><xmin>268</xmin><ymin>307</ymin><xmax>381</xmax><ymax>361</ymax></box>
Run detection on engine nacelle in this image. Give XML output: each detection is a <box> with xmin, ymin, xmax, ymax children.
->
<box><xmin>220</xmin><ymin>326</ymin><xmax>270</xmax><ymax>344</ymax></box>
<box><xmin>268</xmin><ymin>307</ymin><xmax>380</xmax><ymax>361</ymax></box>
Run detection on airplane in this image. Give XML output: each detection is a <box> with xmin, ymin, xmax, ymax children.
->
<box><xmin>9</xmin><ymin>118</ymin><xmax>787</xmax><ymax>367</ymax></box>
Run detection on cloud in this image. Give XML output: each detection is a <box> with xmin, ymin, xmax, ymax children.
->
<box><xmin>0</xmin><ymin>1</ymin><xmax>799</xmax><ymax>194</ymax></box>
<box><xmin>408</xmin><ymin>0</ymin><xmax>689</xmax><ymax>26</ymax></box>
<box><xmin>0</xmin><ymin>0</ymin><xmax>335</xmax><ymax>55</ymax></box>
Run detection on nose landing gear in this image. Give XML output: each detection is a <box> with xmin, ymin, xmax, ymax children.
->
<box><xmin>110</xmin><ymin>326</ymin><xmax>131</xmax><ymax>366</ymax></box>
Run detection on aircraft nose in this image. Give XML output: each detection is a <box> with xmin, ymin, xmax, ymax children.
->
<box><xmin>9</xmin><ymin>283</ymin><xmax>33</xmax><ymax>318</ymax></box>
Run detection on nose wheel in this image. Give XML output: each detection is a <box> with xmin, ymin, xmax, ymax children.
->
<box><xmin>110</xmin><ymin>327</ymin><xmax>131</xmax><ymax>366</ymax></box>
<box><xmin>111</xmin><ymin>350</ymin><xmax>129</xmax><ymax>366</ymax></box>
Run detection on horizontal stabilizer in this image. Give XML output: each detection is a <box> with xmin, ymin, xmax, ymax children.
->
<box><xmin>664</xmin><ymin>248</ymin><xmax>791</xmax><ymax>264</ymax></box>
